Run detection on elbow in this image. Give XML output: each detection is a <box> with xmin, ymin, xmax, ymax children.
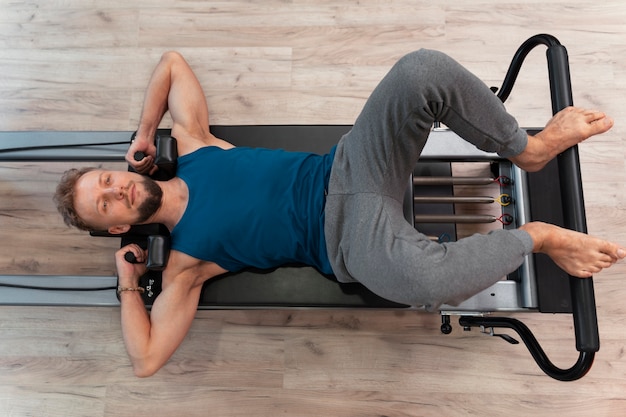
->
<box><xmin>160</xmin><ymin>50</ymin><xmax>185</xmax><ymax>65</ymax></box>
<box><xmin>131</xmin><ymin>360</ymin><xmax>160</xmax><ymax>378</ymax></box>
<box><xmin>133</xmin><ymin>365</ymin><xmax>157</xmax><ymax>378</ymax></box>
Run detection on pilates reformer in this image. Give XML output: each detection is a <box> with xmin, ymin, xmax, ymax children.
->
<box><xmin>0</xmin><ymin>34</ymin><xmax>600</xmax><ymax>381</ymax></box>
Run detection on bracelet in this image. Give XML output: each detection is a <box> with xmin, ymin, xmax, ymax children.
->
<box><xmin>117</xmin><ymin>286</ymin><xmax>145</xmax><ymax>296</ymax></box>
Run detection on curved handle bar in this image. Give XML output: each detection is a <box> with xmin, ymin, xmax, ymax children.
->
<box><xmin>495</xmin><ymin>34</ymin><xmax>561</xmax><ymax>103</ymax></box>
<box><xmin>459</xmin><ymin>316</ymin><xmax>595</xmax><ymax>381</ymax></box>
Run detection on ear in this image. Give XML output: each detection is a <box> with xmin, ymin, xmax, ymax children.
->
<box><xmin>108</xmin><ymin>224</ymin><xmax>131</xmax><ymax>235</ymax></box>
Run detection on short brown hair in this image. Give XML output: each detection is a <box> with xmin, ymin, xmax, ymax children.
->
<box><xmin>53</xmin><ymin>167</ymin><xmax>96</xmax><ymax>231</ymax></box>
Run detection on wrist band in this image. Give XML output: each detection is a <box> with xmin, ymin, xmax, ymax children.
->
<box><xmin>117</xmin><ymin>286</ymin><xmax>145</xmax><ymax>296</ymax></box>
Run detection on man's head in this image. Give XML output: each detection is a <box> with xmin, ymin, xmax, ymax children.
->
<box><xmin>54</xmin><ymin>168</ymin><xmax>163</xmax><ymax>233</ymax></box>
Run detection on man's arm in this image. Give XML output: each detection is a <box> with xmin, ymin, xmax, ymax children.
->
<box><xmin>115</xmin><ymin>244</ymin><xmax>225</xmax><ymax>377</ymax></box>
<box><xmin>128</xmin><ymin>51</ymin><xmax>232</xmax><ymax>174</ymax></box>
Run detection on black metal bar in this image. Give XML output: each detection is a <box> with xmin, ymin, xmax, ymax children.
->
<box><xmin>459</xmin><ymin>316</ymin><xmax>594</xmax><ymax>381</ymax></box>
<box><xmin>470</xmin><ymin>33</ymin><xmax>598</xmax><ymax>381</ymax></box>
<box><xmin>495</xmin><ymin>34</ymin><xmax>561</xmax><ymax>103</ymax></box>
<box><xmin>547</xmin><ymin>42</ymin><xmax>600</xmax><ymax>353</ymax></box>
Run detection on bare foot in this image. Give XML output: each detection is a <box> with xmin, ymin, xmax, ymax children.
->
<box><xmin>510</xmin><ymin>107</ymin><xmax>614</xmax><ymax>172</ymax></box>
<box><xmin>520</xmin><ymin>222</ymin><xmax>625</xmax><ymax>278</ymax></box>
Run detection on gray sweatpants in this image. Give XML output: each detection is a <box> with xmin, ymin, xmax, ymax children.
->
<box><xmin>324</xmin><ymin>49</ymin><xmax>534</xmax><ymax>310</ymax></box>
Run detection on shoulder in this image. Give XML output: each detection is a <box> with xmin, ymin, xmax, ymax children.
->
<box><xmin>206</xmin><ymin>136</ymin><xmax>235</xmax><ymax>150</ymax></box>
<box><xmin>162</xmin><ymin>249</ymin><xmax>228</xmax><ymax>290</ymax></box>
<box><xmin>171</xmin><ymin>129</ymin><xmax>235</xmax><ymax>157</ymax></box>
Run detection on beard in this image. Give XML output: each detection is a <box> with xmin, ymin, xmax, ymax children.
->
<box><xmin>136</xmin><ymin>177</ymin><xmax>163</xmax><ymax>224</ymax></box>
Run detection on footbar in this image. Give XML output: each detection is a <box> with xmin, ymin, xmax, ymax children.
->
<box><xmin>457</xmin><ymin>33</ymin><xmax>598</xmax><ymax>381</ymax></box>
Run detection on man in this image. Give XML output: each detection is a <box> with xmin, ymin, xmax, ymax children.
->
<box><xmin>55</xmin><ymin>50</ymin><xmax>624</xmax><ymax>377</ymax></box>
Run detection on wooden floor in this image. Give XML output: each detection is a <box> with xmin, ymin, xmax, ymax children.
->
<box><xmin>2</xmin><ymin>1</ymin><xmax>626</xmax><ymax>416</ymax></box>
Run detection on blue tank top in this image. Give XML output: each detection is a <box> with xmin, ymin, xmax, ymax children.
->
<box><xmin>170</xmin><ymin>145</ymin><xmax>336</xmax><ymax>274</ymax></box>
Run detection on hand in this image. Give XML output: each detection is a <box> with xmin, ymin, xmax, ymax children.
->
<box><xmin>126</xmin><ymin>135</ymin><xmax>158</xmax><ymax>176</ymax></box>
<box><xmin>115</xmin><ymin>244</ymin><xmax>148</xmax><ymax>287</ymax></box>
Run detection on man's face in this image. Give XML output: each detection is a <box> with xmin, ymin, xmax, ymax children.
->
<box><xmin>73</xmin><ymin>169</ymin><xmax>163</xmax><ymax>233</ymax></box>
